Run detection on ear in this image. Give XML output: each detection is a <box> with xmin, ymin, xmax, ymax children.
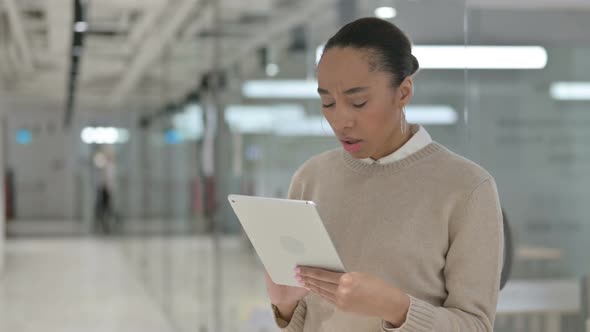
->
<box><xmin>398</xmin><ymin>77</ymin><xmax>414</xmax><ymax>108</ymax></box>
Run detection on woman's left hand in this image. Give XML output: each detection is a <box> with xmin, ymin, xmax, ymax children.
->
<box><xmin>295</xmin><ymin>267</ymin><xmax>411</xmax><ymax>327</ymax></box>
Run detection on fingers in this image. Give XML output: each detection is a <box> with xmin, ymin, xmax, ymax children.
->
<box><xmin>297</xmin><ymin>267</ymin><xmax>343</xmax><ymax>284</ymax></box>
<box><xmin>302</xmin><ymin>276</ymin><xmax>339</xmax><ymax>294</ymax></box>
<box><xmin>307</xmin><ymin>282</ymin><xmax>338</xmax><ymax>303</ymax></box>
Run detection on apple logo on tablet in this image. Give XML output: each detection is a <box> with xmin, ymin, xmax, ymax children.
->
<box><xmin>280</xmin><ymin>236</ymin><xmax>305</xmax><ymax>255</ymax></box>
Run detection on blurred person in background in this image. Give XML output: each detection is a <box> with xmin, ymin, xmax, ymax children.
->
<box><xmin>93</xmin><ymin>146</ymin><xmax>117</xmax><ymax>234</ymax></box>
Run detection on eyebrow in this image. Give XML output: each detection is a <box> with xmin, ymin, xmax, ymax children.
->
<box><xmin>317</xmin><ymin>86</ymin><xmax>369</xmax><ymax>95</ymax></box>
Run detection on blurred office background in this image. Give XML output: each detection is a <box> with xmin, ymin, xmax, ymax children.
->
<box><xmin>0</xmin><ymin>0</ymin><xmax>589</xmax><ymax>331</ymax></box>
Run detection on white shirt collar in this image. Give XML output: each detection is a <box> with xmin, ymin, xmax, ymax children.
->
<box><xmin>360</xmin><ymin>125</ymin><xmax>432</xmax><ymax>165</ymax></box>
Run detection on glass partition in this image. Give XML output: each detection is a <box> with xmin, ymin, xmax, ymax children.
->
<box><xmin>116</xmin><ymin>1</ymin><xmax>590</xmax><ymax>331</ymax></box>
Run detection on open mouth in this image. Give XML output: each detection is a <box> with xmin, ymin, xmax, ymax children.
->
<box><xmin>340</xmin><ymin>138</ymin><xmax>363</xmax><ymax>152</ymax></box>
<box><xmin>340</xmin><ymin>136</ymin><xmax>362</xmax><ymax>143</ymax></box>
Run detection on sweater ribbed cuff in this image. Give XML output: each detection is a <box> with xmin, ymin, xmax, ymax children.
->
<box><xmin>382</xmin><ymin>296</ymin><xmax>435</xmax><ymax>332</ymax></box>
<box><xmin>272</xmin><ymin>300</ymin><xmax>307</xmax><ymax>332</ymax></box>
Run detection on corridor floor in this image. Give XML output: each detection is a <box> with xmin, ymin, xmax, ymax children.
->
<box><xmin>0</xmin><ymin>237</ymin><xmax>175</xmax><ymax>332</ymax></box>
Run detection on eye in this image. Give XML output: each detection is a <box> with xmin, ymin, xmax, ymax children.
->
<box><xmin>322</xmin><ymin>102</ymin><xmax>335</xmax><ymax>108</ymax></box>
<box><xmin>353</xmin><ymin>101</ymin><xmax>367</xmax><ymax>108</ymax></box>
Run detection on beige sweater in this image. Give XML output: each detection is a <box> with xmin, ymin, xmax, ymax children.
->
<box><xmin>273</xmin><ymin>142</ymin><xmax>503</xmax><ymax>332</ymax></box>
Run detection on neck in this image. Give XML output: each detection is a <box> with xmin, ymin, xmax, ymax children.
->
<box><xmin>370</xmin><ymin>123</ymin><xmax>413</xmax><ymax>160</ymax></box>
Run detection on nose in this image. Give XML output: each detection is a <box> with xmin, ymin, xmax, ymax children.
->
<box><xmin>330</xmin><ymin>105</ymin><xmax>355</xmax><ymax>132</ymax></box>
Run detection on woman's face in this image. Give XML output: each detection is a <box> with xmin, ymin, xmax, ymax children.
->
<box><xmin>317</xmin><ymin>47</ymin><xmax>413</xmax><ymax>160</ymax></box>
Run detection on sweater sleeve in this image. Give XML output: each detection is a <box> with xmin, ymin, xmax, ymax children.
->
<box><xmin>272</xmin><ymin>300</ymin><xmax>308</xmax><ymax>331</ymax></box>
<box><xmin>382</xmin><ymin>178</ymin><xmax>504</xmax><ymax>332</ymax></box>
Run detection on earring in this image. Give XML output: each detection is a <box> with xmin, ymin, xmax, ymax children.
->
<box><xmin>400</xmin><ymin>107</ymin><xmax>407</xmax><ymax>136</ymax></box>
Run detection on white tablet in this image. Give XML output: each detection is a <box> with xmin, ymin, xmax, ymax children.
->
<box><xmin>228</xmin><ymin>194</ymin><xmax>346</xmax><ymax>287</ymax></box>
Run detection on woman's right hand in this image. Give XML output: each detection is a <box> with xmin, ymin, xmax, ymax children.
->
<box><xmin>265</xmin><ymin>271</ymin><xmax>309</xmax><ymax>320</ymax></box>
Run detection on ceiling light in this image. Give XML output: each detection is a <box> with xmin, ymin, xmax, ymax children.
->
<box><xmin>413</xmin><ymin>45</ymin><xmax>548</xmax><ymax>69</ymax></box>
<box><xmin>81</xmin><ymin>127</ymin><xmax>128</xmax><ymax>144</ymax></box>
<box><xmin>550</xmin><ymin>82</ymin><xmax>590</xmax><ymax>100</ymax></box>
<box><xmin>225</xmin><ymin>104</ymin><xmax>306</xmax><ymax>133</ymax></box>
<box><xmin>316</xmin><ymin>44</ymin><xmax>548</xmax><ymax>69</ymax></box>
<box><xmin>74</xmin><ymin>21</ymin><xmax>88</xmax><ymax>33</ymax></box>
<box><xmin>274</xmin><ymin>116</ymin><xmax>332</xmax><ymax>136</ymax></box>
<box><xmin>266</xmin><ymin>63</ymin><xmax>280</xmax><ymax>77</ymax></box>
<box><xmin>374</xmin><ymin>7</ymin><xmax>397</xmax><ymax>19</ymax></box>
<box><xmin>405</xmin><ymin>106</ymin><xmax>458</xmax><ymax>125</ymax></box>
<box><xmin>242</xmin><ymin>80</ymin><xmax>319</xmax><ymax>99</ymax></box>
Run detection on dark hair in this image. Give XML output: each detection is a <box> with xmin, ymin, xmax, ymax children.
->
<box><xmin>321</xmin><ymin>17</ymin><xmax>419</xmax><ymax>87</ymax></box>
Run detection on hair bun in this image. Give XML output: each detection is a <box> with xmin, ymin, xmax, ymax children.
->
<box><xmin>410</xmin><ymin>54</ymin><xmax>420</xmax><ymax>75</ymax></box>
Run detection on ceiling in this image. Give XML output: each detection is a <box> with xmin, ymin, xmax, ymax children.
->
<box><xmin>0</xmin><ymin>0</ymin><xmax>588</xmax><ymax>116</ymax></box>
<box><xmin>0</xmin><ymin>0</ymin><xmax>336</xmax><ymax>113</ymax></box>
